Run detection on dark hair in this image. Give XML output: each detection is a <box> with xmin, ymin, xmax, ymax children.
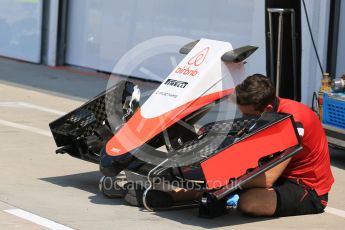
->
<box><xmin>235</xmin><ymin>74</ymin><xmax>276</xmax><ymax>111</ymax></box>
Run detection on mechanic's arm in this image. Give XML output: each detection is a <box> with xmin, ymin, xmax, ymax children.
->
<box><xmin>241</xmin><ymin>158</ymin><xmax>291</xmax><ymax>189</ymax></box>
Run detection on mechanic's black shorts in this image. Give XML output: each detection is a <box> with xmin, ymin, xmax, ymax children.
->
<box><xmin>273</xmin><ymin>178</ymin><xmax>328</xmax><ymax>217</ymax></box>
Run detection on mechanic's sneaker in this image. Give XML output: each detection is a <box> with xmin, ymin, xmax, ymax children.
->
<box><xmin>123</xmin><ymin>183</ymin><xmax>174</xmax><ymax>208</ymax></box>
<box><xmin>123</xmin><ymin>182</ymin><xmax>145</xmax><ymax>206</ymax></box>
<box><xmin>99</xmin><ymin>174</ymin><xmax>127</xmax><ymax>198</ymax></box>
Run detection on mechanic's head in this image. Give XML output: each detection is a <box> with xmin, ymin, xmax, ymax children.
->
<box><xmin>235</xmin><ymin>74</ymin><xmax>276</xmax><ymax>116</ymax></box>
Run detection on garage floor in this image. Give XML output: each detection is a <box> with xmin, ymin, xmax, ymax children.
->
<box><xmin>0</xmin><ymin>58</ymin><xmax>344</xmax><ymax>230</ymax></box>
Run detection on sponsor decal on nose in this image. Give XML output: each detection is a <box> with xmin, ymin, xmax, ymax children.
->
<box><xmin>174</xmin><ymin>47</ymin><xmax>210</xmax><ymax>77</ymax></box>
<box><xmin>164</xmin><ymin>79</ymin><xmax>189</xmax><ymax>88</ymax></box>
<box><xmin>187</xmin><ymin>47</ymin><xmax>210</xmax><ymax>66</ymax></box>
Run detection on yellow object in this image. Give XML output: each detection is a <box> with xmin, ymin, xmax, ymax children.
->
<box><xmin>318</xmin><ymin>73</ymin><xmax>332</xmax><ymax>121</ymax></box>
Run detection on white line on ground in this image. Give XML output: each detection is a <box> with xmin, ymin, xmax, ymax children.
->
<box><xmin>4</xmin><ymin>209</ymin><xmax>74</xmax><ymax>230</ymax></box>
<box><xmin>325</xmin><ymin>206</ymin><xmax>345</xmax><ymax>219</ymax></box>
<box><xmin>0</xmin><ymin>118</ymin><xmax>52</xmax><ymax>137</ymax></box>
<box><xmin>0</xmin><ymin>101</ymin><xmax>66</xmax><ymax>115</ymax></box>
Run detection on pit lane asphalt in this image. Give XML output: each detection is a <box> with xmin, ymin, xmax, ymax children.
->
<box><xmin>0</xmin><ymin>58</ymin><xmax>344</xmax><ymax>230</ymax></box>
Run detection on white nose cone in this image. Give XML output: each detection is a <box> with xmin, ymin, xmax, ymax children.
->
<box><xmin>141</xmin><ymin>38</ymin><xmax>244</xmax><ymax>119</ymax></box>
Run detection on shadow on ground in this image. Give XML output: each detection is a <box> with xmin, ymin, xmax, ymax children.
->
<box><xmin>40</xmin><ymin>171</ymin><xmax>125</xmax><ymax>206</ymax></box>
<box><xmin>40</xmin><ymin>171</ymin><xmax>276</xmax><ymax>228</ymax></box>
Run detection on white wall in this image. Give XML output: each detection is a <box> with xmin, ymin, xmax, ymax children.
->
<box><xmin>336</xmin><ymin>0</ymin><xmax>345</xmax><ymax>78</ymax></box>
<box><xmin>300</xmin><ymin>0</ymin><xmax>330</xmax><ymax>105</ymax></box>
<box><xmin>65</xmin><ymin>0</ymin><xmax>331</xmax><ymax>105</ymax></box>
<box><xmin>0</xmin><ymin>0</ymin><xmax>43</xmax><ymax>63</ymax></box>
<box><xmin>65</xmin><ymin>0</ymin><xmax>266</xmax><ymax>81</ymax></box>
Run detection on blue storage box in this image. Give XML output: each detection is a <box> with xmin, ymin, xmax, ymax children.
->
<box><xmin>323</xmin><ymin>92</ymin><xmax>345</xmax><ymax>129</ymax></box>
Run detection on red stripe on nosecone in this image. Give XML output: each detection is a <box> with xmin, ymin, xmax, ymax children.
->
<box><xmin>106</xmin><ymin>89</ymin><xmax>234</xmax><ymax>156</ymax></box>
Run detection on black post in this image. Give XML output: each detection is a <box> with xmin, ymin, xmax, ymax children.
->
<box><xmin>326</xmin><ymin>0</ymin><xmax>341</xmax><ymax>79</ymax></box>
<box><xmin>56</xmin><ymin>0</ymin><xmax>69</xmax><ymax>66</ymax></box>
<box><xmin>265</xmin><ymin>0</ymin><xmax>302</xmax><ymax>101</ymax></box>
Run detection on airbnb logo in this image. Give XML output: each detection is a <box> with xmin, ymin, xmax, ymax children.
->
<box><xmin>187</xmin><ymin>47</ymin><xmax>210</xmax><ymax>66</ymax></box>
<box><xmin>175</xmin><ymin>47</ymin><xmax>210</xmax><ymax>77</ymax></box>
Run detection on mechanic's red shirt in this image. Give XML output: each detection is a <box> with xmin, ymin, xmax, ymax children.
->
<box><xmin>278</xmin><ymin>98</ymin><xmax>334</xmax><ymax>196</ymax></box>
